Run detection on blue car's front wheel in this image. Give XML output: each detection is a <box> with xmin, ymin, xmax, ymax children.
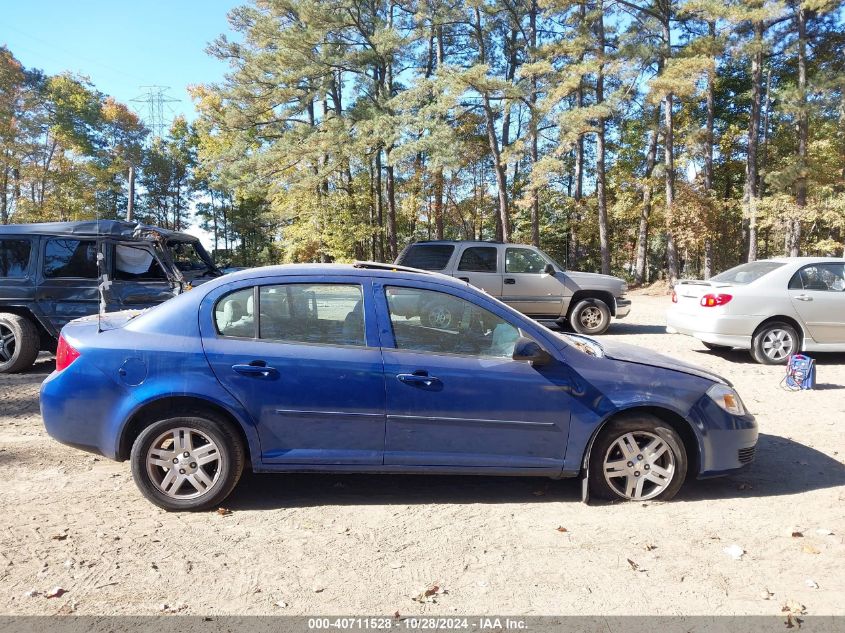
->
<box><xmin>130</xmin><ymin>413</ymin><xmax>245</xmax><ymax>511</ymax></box>
<box><xmin>589</xmin><ymin>416</ymin><xmax>687</xmax><ymax>502</ymax></box>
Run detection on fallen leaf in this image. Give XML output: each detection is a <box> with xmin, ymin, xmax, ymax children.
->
<box><xmin>815</xmin><ymin>528</ymin><xmax>834</xmax><ymax>536</ymax></box>
<box><xmin>723</xmin><ymin>544</ymin><xmax>745</xmax><ymax>560</ymax></box>
<box><xmin>51</xmin><ymin>534</ymin><xmax>68</xmax><ymax>541</ymax></box>
<box><xmin>23</xmin><ymin>590</ymin><xmax>39</xmax><ymax>598</ymax></box>
<box><xmin>313</xmin><ymin>586</ymin><xmax>325</xmax><ymax>593</ymax></box>
<box><xmin>626</xmin><ymin>558</ymin><xmax>646</xmax><ymax>572</ymax></box>
<box><xmin>802</xmin><ymin>544</ymin><xmax>820</xmax><ymax>555</ymax></box>
<box><xmin>45</xmin><ymin>587</ymin><xmax>66</xmax><ymax>599</ymax></box>
<box><xmin>413</xmin><ymin>583</ymin><xmax>447</xmax><ymax>603</ymax></box>
<box><xmin>644</xmin><ymin>544</ymin><xmax>657</xmax><ymax>551</ymax></box>
<box><xmin>760</xmin><ymin>588</ymin><xmax>774</xmax><ymax>600</ymax></box>
<box><xmin>393</xmin><ymin>612</ymin><xmax>401</xmax><ymax>620</ymax></box>
<box><xmin>274</xmin><ymin>600</ymin><xmax>288</xmax><ymax>608</ymax></box>
<box><xmin>805</xmin><ymin>579</ymin><xmax>819</xmax><ymax>589</ymax></box>
<box><xmin>216</xmin><ymin>507</ymin><xmax>232</xmax><ymax>516</ymax></box>
<box><xmin>791</xmin><ymin>531</ymin><xmax>804</xmax><ymax>538</ymax></box>
<box><xmin>782</xmin><ymin>600</ymin><xmax>807</xmax><ymax>628</ymax></box>
<box><xmin>556</xmin><ymin>526</ymin><xmax>568</xmax><ymax>533</ymax></box>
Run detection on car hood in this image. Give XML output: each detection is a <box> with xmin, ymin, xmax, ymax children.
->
<box><xmin>565</xmin><ymin>270</ymin><xmax>625</xmax><ymax>290</ymax></box>
<box><xmin>599</xmin><ymin>339</ymin><xmax>730</xmax><ymax>386</ymax></box>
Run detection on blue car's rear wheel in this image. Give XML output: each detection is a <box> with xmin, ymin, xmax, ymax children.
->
<box><xmin>589</xmin><ymin>416</ymin><xmax>687</xmax><ymax>502</ymax></box>
<box><xmin>130</xmin><ymin>414</ymin><xmax>245</xmax><ymax>511</ymax></box>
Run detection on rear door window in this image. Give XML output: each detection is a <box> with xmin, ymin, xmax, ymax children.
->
<box><xmin>458</xmin><ymin>247</ymin><xmax>498</xmax><ymax>273</ymax></box>
<box><xmin>43</xmin><ymin>239</ymin><xmax>98</xmax><ymax>279</ymax></box>
<box><xmin>0</xmin><ymin>239</ymin><xmax>32</xmax><ymax>278</ymax></box>
<box><xmin>397</xmin><ymin>244</ymin><xmax>455</xmax><ymax>271</ymax></box>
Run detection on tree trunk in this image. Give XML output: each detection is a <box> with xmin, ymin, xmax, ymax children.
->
<box><xmin>662</xmin><ymin>17</ymin><xmax>679</xmax><ymax>282</ymax></box>
<box><xmin>745</xmin><ymin>20</ymin><xmax>764</xmax><ymax>262</ymax></box>
<box><xmin>127</xmin><ymin>164</ymin><xmax>136</xmax><ymax>222</ymax></box>
<box><xmin>595</xmin><ymin>3</ymin><xmax>610</xmax><ymax>275</ymax></box>
<box><xmin>385</xmin><ymin>149</ymin><xmax>398</xmax><ymax>260</ymax></box>
<box><xmin>529</xmin><ymin>0</ymin><xmax>540</xmax><ymax>247</ymax></box>
<box><xmin>375</xmin><ymin>148</ymin><xmax>385</xmax><ymax>261</ymax></box>
<box><xmin>634</xmin><ymin>107</ymin><xmax>661</xmax><ymax>285</ymax></box>
<box><xmin>791</xmin><ymin>4</ymin><xmax>807</xmax><ymax>257</ymax></box>
<box><xmin>703</xmin><ymin>20</ymin><xmax>717</xmax><ymax>279</ymax></box>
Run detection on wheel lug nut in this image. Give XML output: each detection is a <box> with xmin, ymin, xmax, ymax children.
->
<box><xmin>190</xmin><ymin>463</ymin><xmax>197</xmax><ymax>468</ymax></box>
<box><xmin>179</xmin><ymin>468</ymin><xmax>185</xmax><ymax>474</ymax></box>
<box><xmin>644</xmin><ymin>464</ymin><xmax>650</xmax><ymax>470</ymax></box>
<box><xmin>172</xmin><ymin>458</ymin><xmax>178</xmax><ymax>464</ymax></box>
<box><xmin>637</xmin><ymin>455</ymin><xmax>643</xmax><ymax>460</ymax></box>
<box><xmin>627</xmin><ymin>461</ymin><xmax>633</xmax><ymax>467</ymax></box>
<box><xmin>183</xmin><ymin>452</ymin><xmax>190</xmax><ymax>457</ymax></box>
<box><xmin>634</xmin><ymin>471</ymin><xmax>640</xmax><ymax>477</ymax></box>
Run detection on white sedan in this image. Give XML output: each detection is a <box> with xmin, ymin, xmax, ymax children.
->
<box><xmin>666</xmin><ymin>257</ymin><xmax>845</xmax><ymax>364</ymax></box>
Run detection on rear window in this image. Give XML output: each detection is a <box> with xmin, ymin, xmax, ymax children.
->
<box><xmin>458</xmin><ymin>247</ymin><xmax>498</xmax><ymax>273</ymax></box>
<box><xmin>711</xmin><ymin>261</ymin><xmax>785</xmax><ymax>285</ymax></box>
<box><xmin>0</xmin><ymin>239</ymin><xmax>31</xmax><ymax>278</ymax></box>
<box><xmin>398</xmin><ymin>244</ymin><xmax>454</xmax><ymax>271</ymax></box>
<box><xmin>43</xmin><ymin>239</ymin><xmax>98</xmax><ymax>279</ymax></box>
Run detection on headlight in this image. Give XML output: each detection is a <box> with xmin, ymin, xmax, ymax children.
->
<box><xmin>706</xmin><ymin>384</ymin><xmax>746</xmax><ymax>416</ymax></box>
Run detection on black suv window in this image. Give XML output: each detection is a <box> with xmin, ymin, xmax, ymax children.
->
<box><xmin>458</xmin><ymin>247</ymin><xmax>498</xmax><ymax>273</ymax></box>
<box><xmin>114</xmin><ymin>244</ymin><xmax>168</xmax><ymax>281</ymax></box>
<box><xmin>0</xmin><ymin>239</ymin><xmax>32</xmax><ymax>278</ymax></box>
<box><xmin>43</xmin><ymin>239</ymin><xmax>98</xmax><ymax>279</ymax></box>
<box><xmin>398</xmin><ymin>244</ymin><xmax>454</xmax><ymax>271</ymax></box>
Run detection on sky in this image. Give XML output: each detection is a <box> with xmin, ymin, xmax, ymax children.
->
<box><xmin>1</xmin><ymin>0</ymin><xmax>238</xmax><ymax>123</ymax></box>
<box><xmin>1</xmin><ymin>0</ymin><xmax>241</xmax><ymax>247</ymax></box>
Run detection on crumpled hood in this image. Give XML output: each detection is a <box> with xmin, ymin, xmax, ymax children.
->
<box><xmin>599</xmin><ymin>339</ymin><xmax>730</xmax><ymax>386</ymax></box>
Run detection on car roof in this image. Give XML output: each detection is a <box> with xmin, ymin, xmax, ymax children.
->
<box><xmin>201</xmin><ymin>262</ymin><xmax>465</xmax><ymax>291</ymax></box>
<box><xmin>765</xmin><ymin>256</ymin><xmax>845</xmax><ymax>263</ymax></box>
<box><xmin>405</xmin><ymin>240</ymin><xmax>505</xmax><ymax>246</ymax></box>
<box><xmin>0</xmin><ymin>220</ymin><xmax>199</xmax><ymax>242</ymax></box>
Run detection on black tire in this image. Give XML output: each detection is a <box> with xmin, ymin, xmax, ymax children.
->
<box><xmin>0</xmin><ymin>313</ymin><xmax>40</xmax><ymax>374</ymax></box>
<box><xmin>588</xmin><ymin>416</ymin><xmax>687</xmax><ymax>502</ymax></box>
<box><xmin>702</xmin><ymin>342</ymin><xmax>730</xmax><ymax>351</ymax></box>
<box><xmin>751</xmin><ymin>321</ymin><xmax>799</xmax><ymax>365</ymax></box>
<box><xmin>569</xmin><ymin>298</ymin><xmax>611</xmax><ymax>335</ymax></box>
<box><xmin>130</xmin><ymin>413</ymin><xmax>245</xmax><ymax>511</ymax></box>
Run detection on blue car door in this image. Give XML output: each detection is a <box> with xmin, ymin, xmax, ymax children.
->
<box><xmin>373</xmin><ymin>278</ymin><xmax>572</xmax><ymax>472</ymax></box>
<box><xmin>200</xmin><ymin>276</ymin><xmax>385</xmax><ymax>465</ymax></box>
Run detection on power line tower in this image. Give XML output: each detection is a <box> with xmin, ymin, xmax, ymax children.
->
<box><xmin>130</xmin><ymin>85</ymin><xmax>179</xmax><ymax>139</ymax></box>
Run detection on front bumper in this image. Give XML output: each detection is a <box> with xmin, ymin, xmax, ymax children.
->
<box><xmin>614</xmin><ymin>297</ymin><xmax>632</xmax><ymax>319</ymax></box>
<box><xmin>689</xmin><ymin>393</ymin><xmax>758</xmax><ymax>478</ymax></box>
<box><xmin>666</xmin><ymin>310</ymin><xmax>754</xmax><ymax>349</ymax></box>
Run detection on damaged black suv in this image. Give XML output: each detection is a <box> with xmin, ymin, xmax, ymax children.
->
<box><xmin>0</xmin><ymin>220</ymin><xmax>221</xmax><ymax>373</ymax></box>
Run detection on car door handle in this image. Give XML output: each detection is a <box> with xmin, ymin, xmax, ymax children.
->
<box><xmin>397</xmin><ymin>372</ymin><xmax>442</xmax><ymax>390</ymax></box>
<box><xmin>794</xmin><ymin>295</ymin><xmax>813</xmax><ymax>301</ymax></box>
<box><xmin>232</xmin><ymin>362</ymin><xmax>277</xmax><ymax>377</ymax></box>
<box><xmin>504</xmin><ymin>278</ymin><xmax>516</xmax><ymax>285</ymax></box>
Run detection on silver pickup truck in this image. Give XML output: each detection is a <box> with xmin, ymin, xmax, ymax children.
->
<box><xmin>395</xmin><ymin>240</ymin><xmax>631</xmax><ymax>335</ymax></box>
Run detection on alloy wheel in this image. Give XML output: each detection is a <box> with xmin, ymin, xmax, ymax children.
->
<box><xmin>427</xmin><ymin>305</ymin><xmax>452</xmax><ymax>328</ymax></box>
<box><xmin>0</xmin><ymin>324</ymin><xmax>16</xmax><ymax>363</ymax></box>
<box><xmin>579</xmin><ymin>306</ymin><xmax>604</xmax><ymax>331</ymax></box>
<box><xmin>145</xmin><ymin>427</ymin><xmax>223</xmax><ymax>500</ymax></box>
<box><xmin>602</xmin><ymin>431</ymin><xmax>676</xmax><ymax>500</ymax></box>
<box><xmin>761</xmin><ymin>328</ymin><xmax>795</xmax><ymax>362</ymax></box>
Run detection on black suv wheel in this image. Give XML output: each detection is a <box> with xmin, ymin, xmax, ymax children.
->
<box><xmin>0</xmin><ymin>313</ymin><xmax>40</xmax><ymax>374</ymax></box>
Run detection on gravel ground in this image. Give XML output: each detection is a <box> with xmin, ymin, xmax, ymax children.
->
<box><xmin>0</xmin><ymin>291</ymin><xmax>843</xmax><ymax>616</ymax></box>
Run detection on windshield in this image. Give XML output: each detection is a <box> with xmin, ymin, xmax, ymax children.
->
<box><xmin>166</xmin><ymin>240</ymin><xmax>219</xmax><ymax>278</ymax></box>
<box><xmin>710</xmin><ymin>261</ymin><xmax>785</xmax><ymax>284</ymax></box>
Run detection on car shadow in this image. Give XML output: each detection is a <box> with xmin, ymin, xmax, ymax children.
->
<box><xmin>606</xmin><ymin>323</ymin><xmax>667</xmax><ymax>335</ymax></box>
<box><xmin>679</xmin><ymin>433</ymin><xmax>845</xmax><ymax>501</ymax></box>
<box><xmin>225</xmin><ymin>433</ymin><xmax>843</xmax><ymax>510</ymax></box>
<box><xmin>695</xmin><ymin>347</ymin><xmax>845</xmax><ymax>367</ymax></box>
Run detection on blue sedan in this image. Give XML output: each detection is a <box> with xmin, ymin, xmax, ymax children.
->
<box><xmin>40</xmin><ymin>262</ymin><xmax>757</xmax><ymax>511</ymax></box>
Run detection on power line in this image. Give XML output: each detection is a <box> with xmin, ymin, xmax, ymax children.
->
<box><xmin>130</xmin><ymin>85</ymin><xmax>180</xmax><ymax>139</ymax></box>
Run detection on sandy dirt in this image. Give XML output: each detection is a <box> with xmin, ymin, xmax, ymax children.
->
<box><xmin>0</xmin><ymin>291</ymin><xmax>843</xmax><ymax>616</ymax></box>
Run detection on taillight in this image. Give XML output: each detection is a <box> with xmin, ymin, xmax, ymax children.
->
<box><xmin>671</xmin><ymin>291</ymin><xmax>677</xmax><ymax>303</ymax></box>
<box><xmin>55</xmin><ymin>335</ymin><xmax>80</xmax><ymax>371</ymax></box>
<box><xmin>700</xmin><ymin>293</ymin><xmax>733</xmax><ymax>307</ymax></box>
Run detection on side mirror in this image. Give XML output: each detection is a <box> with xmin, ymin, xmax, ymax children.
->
<box><xmin>543</xmin><ymin>263</ymin><xmax>556</xmax><ymax>276</ymax></box>
<box><xmin>512</xmin><ymin>336</ymin><xmax>553</xmax><ymax>366</ymax></box>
